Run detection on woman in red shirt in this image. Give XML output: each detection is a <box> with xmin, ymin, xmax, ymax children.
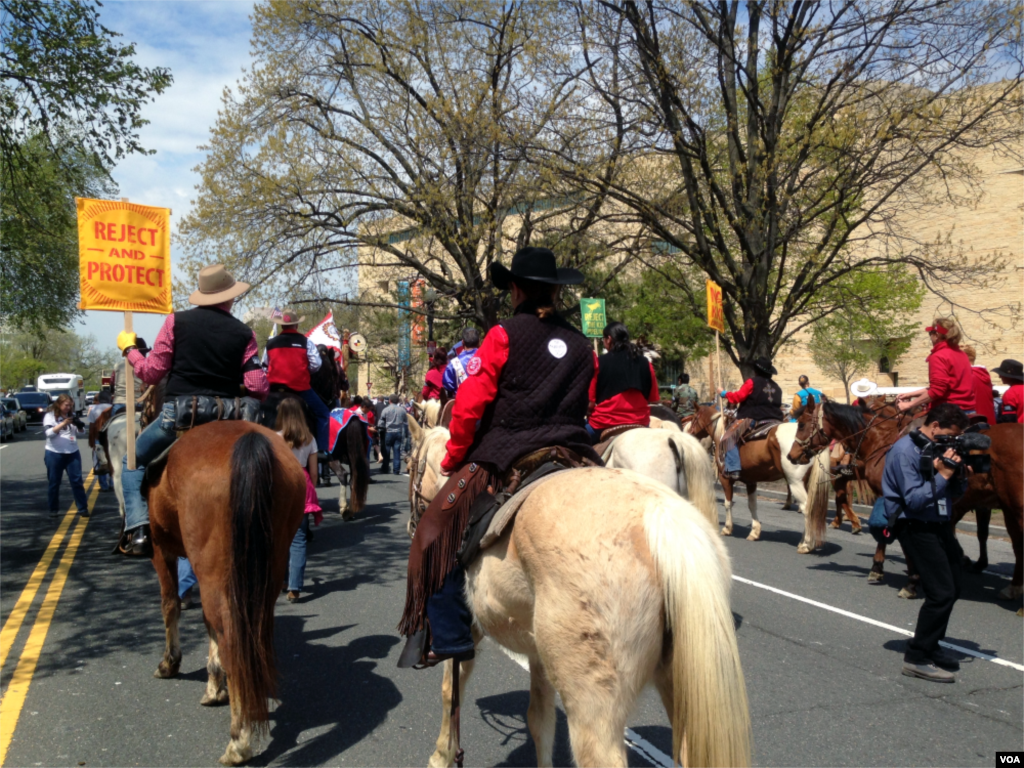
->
<box><xmin>587</xmin><ymin>322</ymin><xmax>659</xmax><ymax>441</ymax></box>
<box><xmin>963</xmin><ymin>346</ymin><xmax>997</xmax><ymax>424</ymax></box>
<box><xmin>992</xmin><ymin>359</ymin><xmax>1024</xmax><ymax>423</ymax></box>
<box><xmin>897</xmin><ymin>317</ymin><xmax>976</xmax><ymax>414</ymax></box>
<box><xmin>420</xmin><ymin>348</ymin><xmax>447</xmax><ymax>401</ymax></box>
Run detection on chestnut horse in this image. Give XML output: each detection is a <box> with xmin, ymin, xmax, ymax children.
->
<box><xmin>789</xmin><ymin>398</ymin><xmax>1024</xmax><ymax>600</ymax></box>
<box><xmin>145</xmin><ymin>421</ymin><xmax>305</xmax><ymax>765</ymax></box>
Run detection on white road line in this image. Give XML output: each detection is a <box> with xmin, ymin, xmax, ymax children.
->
<box><xmin>496</xmin><ymin>645</ymin><xmax>670</xmax><ymax>767</ymax></box>
<box><xmin>732</xmin><ymin>575</ymin><xmax>1024</xmax><ymax>672</ymax></box>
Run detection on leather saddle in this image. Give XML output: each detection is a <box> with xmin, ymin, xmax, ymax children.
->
<box><xmin>592</xmin><ymin>422</ymin><xmax>646</xmax><ymax>458</ymax></box>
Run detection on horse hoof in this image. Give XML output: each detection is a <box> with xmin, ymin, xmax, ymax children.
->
<box><xmin>342</xmin><ymin>509</ymin><xmax>355</xmax><ymax>521</ymax></box>
<box><xmin>796</xmin><ymin>544</ymin><xmax>811</xmax><ymax>554</ymax></box>
<box><xmin>897</xmin><ymin>585</ymin><xmax>918</xmax><ymax>600</ymax></box>
<box><xmin>851</xmin><ymin>527</ymin><xmax>862</xmax><ymax>535</ymax></box>
<box><xmin>746</xmin><ymin>532</ymin><xmax>760</xmax><ymax>542</ymax></box>
<box><xmin>867</xmin><ymin>571</ymin><xmax>884</xmax><ymax>584</ymax></box>
<box><xmin>970</xmin><ymin>560</ymin><xmax>989</xmax><ymax>574</ymax></box>
<box><xmin>154</xmin><ymin>661</ymin><xmax>180</xmax><ymax>679</ymax></box>
<box><xmin>201</xmin><ymin>689</ymin><xmax>230</xmax><ymax>707</ymax></box>
<box><xmin>720</xmin><ymin>527</ymin><xmax>732</xmax><ymax>536</ymax></box>
<box><xmin>427</xmin><ymin>750</ymin><xmax>454</xmax><ymax>768</ymax></box>
<box><xmin>998</xmin><ymin>584</ymin><xmax>1023</xmax><ymax>601</ymax></box>
<box><xmin>219</xmin><ymin>743</ymin><xmax>252</xmax><ymax>766</ymax></box>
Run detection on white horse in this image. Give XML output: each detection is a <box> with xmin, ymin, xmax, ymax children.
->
<box><xmin>712</xmin><ymin>416</ymin><xmax>829</xmax><ymax>552</ymax></box>
<box><xmin>411</xmin><ymin>398</ymin><xmax>442</xmax><ymax>428</ymax></box>
<box><xmin>104</xmin><ymin>411</ymin><xmax>136</xmax><ymax>520</ymax></box>
<box><xmin>405</xmin><ymin>421</ymin><xmax>750</xmax><ymax>768</ymax></box>
<box><xmin>601</xmin><ymin>428</ymin><xmax>717</xmax><ymax>522</ymax></box>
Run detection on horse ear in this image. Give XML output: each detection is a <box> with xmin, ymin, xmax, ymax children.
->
<box><xmin>407</xmin><ymin>412</ymin><xmax>423</xmax><ymax>445</ymax></box>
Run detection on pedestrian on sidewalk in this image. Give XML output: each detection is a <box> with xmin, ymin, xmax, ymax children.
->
<box><xmin>43</xmin><ymin>394</ymin><xmax>90</xmax><ymax>518</ymax></box>
<box><xmin>276</xmin><ymin>397</ymin><xmax>323</xmax><ymax>602</ymax></box>
<box><xmin>882</xmin><ymin>403</ymin><xmax>971</xmax><ymax>683</ymax></box>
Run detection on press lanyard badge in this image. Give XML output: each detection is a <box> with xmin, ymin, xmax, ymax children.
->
<box><xmin>937</xmin><ymin>497</ymin><xmax>948</xmax><ymax>518</ymax></box>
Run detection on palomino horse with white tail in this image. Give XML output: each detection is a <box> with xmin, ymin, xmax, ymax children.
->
<box><xmin>405</xmin><ymin>417</ymin><xmax>751</xmax><ymax>768</ymax></box>
<box><xmin>145</xmin><ymin>421</ymin><xmax>305</xmax><ymax>765</ymax></box>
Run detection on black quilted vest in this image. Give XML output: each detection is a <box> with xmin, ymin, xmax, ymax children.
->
<box><xmin>595</xmin><ymin>348</ymin><xmax>652</xmax><ymax>403</ymax></box>
<box><xmin>165</xmin><ymin>306</ymin><xmax>253</xmax><ymax>398</ymax></box>
<box><xmin>465</xmin><ymin>305</ymin><xmax>598</xmax><ymax>472</ymax></box>
<box><xmin>737</xmin><ymin>375</ymin><xmax>784</xmax><ymax>422</ymax></box>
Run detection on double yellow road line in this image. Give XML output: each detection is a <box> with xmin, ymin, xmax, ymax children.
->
<box><xmin>0</xmin><ymin>473</ymin><xmax>99</xmax><ymax>765</ymax></box>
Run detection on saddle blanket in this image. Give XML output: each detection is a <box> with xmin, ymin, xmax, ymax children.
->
<box><xmin>477</xmin><ymin>471</ymin><xmax>563</xmax><ymax>552</ymax></box>
<box><xmin>328</xmin><ymin>407</ymin><xmax>369</xmax><ymax>453</ymax></box>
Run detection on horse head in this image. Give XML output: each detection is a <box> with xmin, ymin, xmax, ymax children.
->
<box><xmin>788</xmin><ymin>395</ymin><xmax>831</xmax><ymax>465</ymax></box>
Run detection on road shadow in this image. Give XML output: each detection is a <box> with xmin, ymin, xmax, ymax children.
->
<box><xmin>250</xmin><ymin>619</ymin><xmax>402</xmax><ymax>766</ymax></box>
<box><xmin>479</xmin><ymin>689</ymin><xmax>574</xmax><ymax>767</ymax></box>
<box><xmin>881</xmin><ymin>636</ymin><xmax>1004</xmax><ymax>662</ymax></box>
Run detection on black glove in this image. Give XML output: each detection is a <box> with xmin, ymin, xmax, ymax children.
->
<box><xmin>135</xmin><ymin>337</ymin><xmax>149</xmax><ymax>354</ymax></box>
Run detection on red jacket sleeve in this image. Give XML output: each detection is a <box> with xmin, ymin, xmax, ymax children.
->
<box><xmin>588</xmin><ymin>351</ymin><xmax>599</xmax><ymax>404</ymax></box>
<box><xmin>725</xmin><ymin>379</ymin><xmax>753</xmax><ymax>405</ymax></box>
<box><xmin>648</xmin><ymin>362</ymin><xmax>659</xmax><ymax>402</ymax></box>
<box><xmin>442</xmin><ymin>326</ymin><xmax>510</xmax><ymax>472</ymax></box>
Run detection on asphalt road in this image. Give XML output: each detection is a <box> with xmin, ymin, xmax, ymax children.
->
<box><xmin>1</xmin><ymin>429</ymin><xmax>1021</xmax><ymax>767</ymax></box>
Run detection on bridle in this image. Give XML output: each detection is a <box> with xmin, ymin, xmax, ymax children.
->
<box><xmin>791</xmin><ymin>399</ymin><xmax>906</xmax><ymax>471</ymax></box>
<box><xmin>408</xmin><ymin>431</ymin><xmax>441</xmax><ymax>534</ymax></box>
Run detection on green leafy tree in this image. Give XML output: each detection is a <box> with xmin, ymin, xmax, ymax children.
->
<box><xmin>0</xmin><ymin>326</ymin><xmax>120</xmax><ymax>390</ymax></box>
<box><xmin>807</xmin><ymin>268</ymin><xmax>925</xmax><ymax>402</ymax></box>
<box><xmin>180</xmin><ymin>0</ymin><xmax>627</xmax><ymax>328</ymax></box>
<box><xmin>1</xmin><ymin>132</ymin><xmax>116</xmax><ymax>331</ymax></box>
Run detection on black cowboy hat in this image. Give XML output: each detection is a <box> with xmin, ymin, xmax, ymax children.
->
<box><xmin>992</xmin><ymin>359</ymin><xmax>1024</xmax><ymax>381</ymax></box>
<box><xmin>489</xmin><ymin>247</ymin><xmax>585</xmax><ymax>291</ymax></box>
<box><xmin>752</xmin><ymin>357</ymin><xmax>777</xmax><ymax>376</ymax></box>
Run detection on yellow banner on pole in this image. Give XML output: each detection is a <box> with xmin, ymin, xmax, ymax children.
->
<box><xmin>706</xmin><ymin>279</ymin><xmax>725</xmax><ymax>333</ymax></box>
<box><xmin>76</xmin><ymin>198</ymin><xmax>171</xmax><ymax>314</ymax></box>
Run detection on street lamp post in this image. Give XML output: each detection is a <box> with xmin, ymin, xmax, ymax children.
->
<box><xmin>424</xmin><ymin>286</ymin><xmax>437</xmax><ymax>342</ymax></box>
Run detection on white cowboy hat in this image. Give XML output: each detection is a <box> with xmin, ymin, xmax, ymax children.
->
<box><xmin>850</xmin><ymin>378</ymin><xmax>878</xmax><ymax>398</ymax></box>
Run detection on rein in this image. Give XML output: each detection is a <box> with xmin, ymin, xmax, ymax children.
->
<box><xmin>793</xmin><ymin>403</ymin><xmax>905</xmax><ymax>473</ymax></box>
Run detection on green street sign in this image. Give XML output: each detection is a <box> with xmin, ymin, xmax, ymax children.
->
<box><xmin>580</xmin><ymin>298</ymin><xmax>606</xmax><ymax>338</ymax></box>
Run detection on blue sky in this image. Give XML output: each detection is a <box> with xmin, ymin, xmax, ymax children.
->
<box><xmin>77</xmin><ymin>1</ymin><xmax>255</xmax><ymax>351</ymax></box>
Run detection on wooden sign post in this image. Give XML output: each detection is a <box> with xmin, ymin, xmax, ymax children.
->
<box><xmin>76</xmin><ymin>196</ymin><xmax>172</xmax><ymax>471</ymax></box>
<box><xmin>706</xmin><ymin>280</ymin><xmax>726</xmax><ymax>411</ymax></box>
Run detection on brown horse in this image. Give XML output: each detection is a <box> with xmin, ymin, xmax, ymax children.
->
<box><xmin>145</xmin><ymin>421</ymin><xmax>306</xmax><ymax>765</ymax></box>
<box><xmin>789</xmin><ymin>398</ymin><xmax>1024</xmax><ymax>600</ymax></box>
<box><xmin>829</xmin><ymin>444</ymin><xmax>866</xmax><ymax>535</ymax></box>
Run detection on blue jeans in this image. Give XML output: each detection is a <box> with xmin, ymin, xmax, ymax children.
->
<box><xmin>585</xmin><ymin>422</ymin><xmax>599</xmax><ymax>444</ymax></box>
<box><xmin>178</xmin><ymin>557</ymin><xmax>197</xmax><ymax>598</ymax></box>
<box><xmin>724</xmin><ymin>445</ymin><xmax>742</xmax><ymax>473</ymax></box>
<box><xmin>122</xmin><ymin>403</ymin><xmax>178</xmax><ymax>530</ymax></box>
<box><xmin>44</xmin><ymin>450</ymin><xmax>89</xmax><ymax>514</ymax></box>
<box><xmin>297</xmin><ymin>389</ymin><xmax>330</xmax><ymax>456</ymax></box>
<box><xmin>288</xmin><ymin>515</ymin><xmax>311</xmax><ymax>591</ymax></box>
<box><xmin>385</xmin><ymin>430</ymin><xmax>404</xmax><ymax>474</ymax></box>
<box><xmin>426</xmin><ymin>564</ymin><xmax>475</xmax><ymax>656</ymax></box>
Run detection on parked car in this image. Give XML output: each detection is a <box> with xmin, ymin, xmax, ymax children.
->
<box><xmin>15</xmin><ymin>391</ymin><xmax>51</xmax><ymax>423</ymax></box>
<box><xmin>1</xmin><ymin>397</ymin><xmax>27</xmax><ymax>432</ymax></box>
<box><xmin>85</xmin><ymin>390</ymin><xmax>99</xmax><ymax>406</ymax></box>
<box><xmin>0</xmin><ymin>407</ymin><xmax>14</xmax><ymax>442</ymax></box>
<box><xmin>18</xmin><ymin>385</ymin><xmax>37</xmax><ymax>392</ymax></box>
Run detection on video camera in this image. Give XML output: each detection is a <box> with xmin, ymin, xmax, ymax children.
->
<box><xmin>71</xmin><ymin>416</ymin><xmax>87</xmax><ymax>431</ymax></box>
<box><xmin>909</xmin><ymin>426</ymin><xmax>991</xmax><ymax>480</ymax></box>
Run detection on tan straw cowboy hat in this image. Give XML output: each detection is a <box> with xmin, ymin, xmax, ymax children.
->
<box><xmin>188</xmin><ymin>264</ymin><xmax>250</xmax><ymax>306</ymax></box>
<box><xmin>279</xmin><ymin>309</ymin><xmax>305</xmax><ymax>325</ymax></box>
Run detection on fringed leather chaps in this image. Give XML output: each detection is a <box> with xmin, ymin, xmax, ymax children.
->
<box><xmin>398</xmin><ymin>463</ymin><xmax>495</xmax><ymax>637</ymax></box>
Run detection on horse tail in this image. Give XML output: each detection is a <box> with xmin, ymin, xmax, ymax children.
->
<box><xmin>347</xmin><ymin>421</ymin><xmax>369</xmax><ymax>512</ymax></box>
<box><xmin>227</xmin><ymin>431</ymin><xmax>279</xmax><ymax>736</ymax></box>
<box><xmin>644</xmin><ymin>501</ymin><xmax>751</xmax><ymax>768</ymax></box>
<box><xmin>670</xmin><ymin>433</ymin><xmax>717</xmax><ymax>527</ymax></box>
<box><xmin>805</xmin><ymin>449</ymin><xmax>830</xmax><ymax>550</ymax></box>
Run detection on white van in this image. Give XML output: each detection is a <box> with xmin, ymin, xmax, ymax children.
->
<box><xmin>37</xmin><ymin>373</ymin><xmax>86</xmax><ymax>414</ymax></box>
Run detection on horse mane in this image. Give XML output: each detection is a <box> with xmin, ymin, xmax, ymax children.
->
<box><xmin>822</xmin><ymin>401</ymin><xmax>869</xmax><ymax>435</ymax></box>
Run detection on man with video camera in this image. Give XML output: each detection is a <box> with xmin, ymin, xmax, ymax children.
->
<box><xmin>882</xmin><ymin>403</ymin><xmax>981</xmax><ymax>683</ymax></box>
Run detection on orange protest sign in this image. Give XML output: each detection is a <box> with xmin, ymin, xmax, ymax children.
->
<box><xmin>706</xmin><ymin>279</ymin><xmax>725</xmax><ymax>333</ymax></box>
<box><xmin>76</xmin><ymin>198</ymin><xmax>171</xmax><ymax>314</ymax></box>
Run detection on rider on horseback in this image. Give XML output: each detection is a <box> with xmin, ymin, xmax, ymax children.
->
<box><xmin>442</xmin><ymin>328</ymin><xmax>481</xmax><ymax>397</ymax></box>
<box><xmin>265</xmin><ymin>310</ymin><xmax>331</xmax><ymax>452</ymax></box>
<box><xmin>115</xmin><ymin>265</ymin><xmax>268</xmax><ymax>557</ymax></box>
<box><xmin>720</xmin><ymin>357</ymin><xmax>784</xmax><ymax>480</ymax></box>
<box><xmin>586</xmin><ymin>321</ymin><xmax>659</xmax><ymax>443</ymax></box>
<box><xmin>422</xmin><ymin>348</ymin><xmax>448</xmax><ymax>401</ymax></box>
<box><xmin>398</xmin><ymin>247</ymin><xmax>600</xmax><ymax>668</ymax></box>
